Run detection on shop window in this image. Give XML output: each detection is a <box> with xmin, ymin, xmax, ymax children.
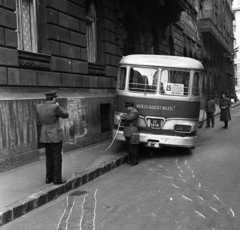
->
<box><xmin>16</xmin><ymin>0</ymin><xmax>38</xmax><ymax>53</ymax></box>
<box><xmin>86</xmin><ymin>0</ymin><xmax>97</xmax><ymax>63</ymax></box>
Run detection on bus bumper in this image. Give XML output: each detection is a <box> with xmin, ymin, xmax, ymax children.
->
<box><xmin>113</xmin><ymin>129</ymin><xmax>197</xmax><ymax>148</ymax></box>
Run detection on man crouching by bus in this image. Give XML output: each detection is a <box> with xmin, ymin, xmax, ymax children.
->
<box><xmin>120</xmin><ymin>101</ymin><xmax>140</xmax><ymax>166</ymax></box>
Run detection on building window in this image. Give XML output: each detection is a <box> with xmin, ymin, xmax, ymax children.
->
<box><xmin>16</xmin><ymin>0</ymin><xmax>38</xmax><ymax>52</ymax></box>
<box><xmin>86</xmin><ymin>0</ymin><xmax>97</xmax><ymax>63</ymax></box>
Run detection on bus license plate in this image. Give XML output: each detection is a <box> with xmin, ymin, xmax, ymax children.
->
<box><xmin>150</xmin><ymin>119</ymin><xmax>162</xmax><ymax>129</ymax></box>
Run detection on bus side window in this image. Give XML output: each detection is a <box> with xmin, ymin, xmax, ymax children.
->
<box><xmin>117</xmin><ymin>67</ymin><xmax>126</xmax><ymax>90</ymax></box>
<box><xmin>192</xmin><ymin>72</ymin><xmax>202</xmax><ymax>96</ymax></box>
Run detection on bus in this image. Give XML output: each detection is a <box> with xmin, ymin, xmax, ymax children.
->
<box><xmin>113</xmin><ymin>55</ymin><xmax>204</xmax><ymax>149</ymax></box>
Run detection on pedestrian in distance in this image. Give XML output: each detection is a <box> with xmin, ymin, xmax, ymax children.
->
<box><xmin>36</xmin><ymin>90</ymin><xmax>69</xmax><ymax>185</ymax></box>
<box><xmin>120</xmin><ymin>101</ymin><xmax>140</xmax><ymax>166</ymax></box>
<box><xmin>205</xmin><ymin>95</ymin><xmax>216</xmax><ymax>128</ymax></box>
<box><xmin>219</xmin><ymin>92</ymin><xmax>231</xmax><ymax>129</ymax></box>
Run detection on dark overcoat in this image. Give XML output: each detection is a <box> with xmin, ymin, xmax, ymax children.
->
<box><xmin>121</xmin><ymin>108</ymin><xmax>139</xmax><ymax>144</ymax></box>
<box><xmin>37</xmin><ymin>101</ymin><xmax>69</xmax><ymax>143</ymax></box>
<box><xmin>219</xmin><ymin>97</ymin><xmax>231</xmax><ymax>121</ymax></box>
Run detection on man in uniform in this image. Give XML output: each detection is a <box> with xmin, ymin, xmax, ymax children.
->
<box><xmin>36</xmin><ymin>90</ymin><xmax>69</xmax><ymax>185</ymax></box>
<box><xmin>205</xmin><ymin>95</ymin><xmax>216</xmax><ymax>128</ymax></box>
<box><xmin>120</xmin><ymin>101</ymin><xmax>139</xmax><ymax>166</ymax></box>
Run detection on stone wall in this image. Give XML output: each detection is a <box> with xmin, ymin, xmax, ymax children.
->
<box><xmin>0</xmin><ymin>92</ymin><xmax>115</xmax><ymax>172</ymax></box>
<box><xmin>0</xmin><ymin>99</ymin><xmax>39</xmax><ymax>172</ymax></box>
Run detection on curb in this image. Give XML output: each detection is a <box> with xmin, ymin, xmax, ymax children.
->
<box><xmin>0</xmin><ymin>154</ymin><xmax>127</xmax><ymax>227</ymax></box>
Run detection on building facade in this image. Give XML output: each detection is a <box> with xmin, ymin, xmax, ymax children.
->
<box><xmin>0</xmin><ymin>0</ymin><xmax>235</xmax><ymax>172</ymax></box>
<box><xmin>199</xmin><ymin>0</ymin><xmax>235</xmax><ymax>99</ymax></box>
<box><xmin>233</xmin><ymin>0</ymin><xmax>240</xmax><ymax>97</ymax></box>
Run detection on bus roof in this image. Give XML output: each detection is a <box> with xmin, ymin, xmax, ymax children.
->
<box><xmin>119</xmin><ymin>55</ymin><xmax>204</xmax><ymax>70</ymax></box>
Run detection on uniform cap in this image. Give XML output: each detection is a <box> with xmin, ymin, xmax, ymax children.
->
<box><xmin>125</xmin><ymin>101</ymin><xmax>134</xmax><ymax>107</ymax></box>
<box><xmin>44</xmin><ymin>90</ymin><xmax>58</xmax><ymax>97</ymax></box>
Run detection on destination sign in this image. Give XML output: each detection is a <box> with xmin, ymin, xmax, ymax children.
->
<box><xmin>165</xmin><ymin>83</ymin><xmax>184</xmax><ymax>95</ymax></box>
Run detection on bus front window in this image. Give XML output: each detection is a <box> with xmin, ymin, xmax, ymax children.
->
<box><xmin>128</xmin><ymin>67</ymin><xmax>158</xmax><ymax>93</ymax></box>
<box><xmin>117</xmin><ymin>67</ymin><xmax>127</xmax><ymax>90</ymax></box>
<box><xmin>161</xmin><ymin>69</ymin><xmax>190</xmax><ymax>96</ymax></box>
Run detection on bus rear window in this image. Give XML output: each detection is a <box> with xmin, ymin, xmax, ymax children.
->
<box><xmin>160</xmin><ymin>70</ymin><xmax>190</xmax><ymax>96</ymax></box>
<box><xmin>128</xmin><ymin>67</ymin><xmax>158</xmax><ymax>93</ymax></box>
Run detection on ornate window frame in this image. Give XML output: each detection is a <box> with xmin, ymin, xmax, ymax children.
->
<box><xmin>16</xmin><ymin>0</ymin><xmax>38</xmax><ymax>53</ymax></box>
<box><xmin>86</xmin><ymin>1</ymin><xmax>97</xmax><ymax>63</ymax></box>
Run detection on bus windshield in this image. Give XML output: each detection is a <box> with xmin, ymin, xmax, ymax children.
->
<box><xmin>128</xmin><ymin>67</ymin><xmax>159</xmax><ymax>93</ymax></box>
<box><xmin>117</xmin><ymin>66</ymin><xmax>202</xmax><ymax>97</ymax></box>
<box><xmin>160</xmin><ymin>69</ymin><xmax>190</xmax><ymax>96</ymax></box>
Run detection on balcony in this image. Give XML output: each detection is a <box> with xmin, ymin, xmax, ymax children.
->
<box><xmin>138</xmin><ymin>0</ymin><xmax>188</xmax><ymax>26</ymax></box>
<box><xmin>199</xmin><ymin>18</ymin><xmax>231</xmax><ymax>52</ymax></box>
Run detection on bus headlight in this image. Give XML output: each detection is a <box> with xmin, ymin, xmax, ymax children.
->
<box><xmin>174</xmin><ymin>125</ymin><xmax>191</xmax><ymax>133</ymax></box>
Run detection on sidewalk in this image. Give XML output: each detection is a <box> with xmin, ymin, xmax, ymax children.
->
<box><xmin>198</xmin><ymin>100</ymin><xmax>240</xmax><ymax>124</ymax></box>
<box><xmin>0</xmin><ymin>140</ymin><xmax>128</xmax><ymax>226</ymax></box>
<box><xmin>1</xmin><ymin>101</ymin><xmax>240</xmax><ymax>227</ymax></box>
